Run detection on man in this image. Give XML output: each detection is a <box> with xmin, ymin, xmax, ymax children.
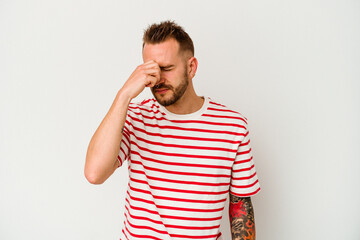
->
<box><xmin>84</xmin><ymin>20</ymin><xmax>260</xmax><ymax>240</ymax></box>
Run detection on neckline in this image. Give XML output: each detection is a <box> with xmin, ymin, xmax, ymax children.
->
<box><xmin>157</xmin><ymin>96</ymin><xmax>209</xmax><ymax>120</ymax></box>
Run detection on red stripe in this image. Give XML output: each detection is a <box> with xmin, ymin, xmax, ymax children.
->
<box><xmin>121</xmin><ymin>224</ymin><xmax>129</xmax><ymax>240</ymax></box>
<box><xmin>208</xmin><ymin>101</ymin><xmax>226</xmax><ymax>108</ymax></box>
<box><xmin>125</xmin><ymin>197</ymin><xmax>222</xmax><ymax>221</ymax></box>
<box><xmin>124</xmin><ymin>218</ymin><xmax>163</xmax><ymax>240</ymax></box>
<box><xmin>118</xmin><ymin>137</ymin><xmax>130</xmax><ymax>163</ymax></box>
<box><xmin>128</xmin><ymin>190</ymin><xmax>225</xmax><ymax>212</ymax></box>
<box><xmin>169</xmin><ymin>233</ymin><xmax>219</xmax><ymax>239</ymax></box>
<box><xmin>126</xmin><ymin>203</ymin><xmax>221</xmax><ymax>231</ymax></box>
<box><xmin>232</xmin><ymin>164</ymin><xmax>255</xmax><ymax>173</ymax></box>
<box><xmin>122</xmin><ymin>137</ymin><xmax>130</xmax><ymax>150</ymax></box>
<box><xmin>131</xmin><ymin>159</ymin><xmax>231</xmax><ymax>178</ymax></box>
<box><xmin>242</xmin><ymin>131</ymin><xmax>249</xmax><ymax>138</ymax></box>
<box><xmin>126</xmin><ymin>212</ymin><xmax>219</xmax><ymax>239</ymax></box>
<box><xmin>126</xmin><ymin>211</ymin><xmax>219</xmax><ymax>239</ymax></box>
<box><xmin>125</xmin><ymin>205</ymin><xmax>162</xmax><ymax>225</ymax></box>
<box><xmin>233</xmin><ymin>157</ymin><xmax>253</xmax><ymax>165</ymax></box>
<box><xmin>117</xmin><ymin>155</ymin><xmax>122</xmax><ymax>166</ymax></box>
<box><xmin>127</xmin><ymin>112</ymin><xmax>247</xmax><ymax>128</ymax></box>
<box><xmin>140</xmin><ymin>99</ymin><xmax>152</xmax><ymax>105</ymax></box>
<box><xmin>125</xmin><ymin>197</ymin><xmax>159</xmax><ymax>215</ymax></box>
<box><xmin>207</xmin><ymin>107</ymin><xmax>242</xmax><ymax>115</ymax></box>
<box><xmin>130</xmin><ymin>124</ymin><xmax>243</xmax><ymax>144</ymax></box>
<box><xmin>229</xmin><ymin>187</ymin><xmax>261</xmax><ymax>197</ymax></box>
<box><xmin>131</xmin><ymin>98</ymin><xmax>248</xmax><ymax>122</ymax></box>
<box><xmin>130</xmin><ymin>132</ymin><xmax>237</xmax><ymax>153</ymax></box>
<box><xmin>164</xmin><ymin>222</ymin><xmax>220</xmax><ymax>230</ymax></box>
<box><xmin>202</xmin><ymin>113</ymin><xmax>247</xmax><ymax>123</ymax></box>
<box><xmin>131</xmin><ymin>141</ymin><xmax>234</xmax><ymax>161</ymax></box>
<box><xmin>237</xmin><ymin>148</ymin><xmax>251</xmax><ymax>156</ymax></box>
<box><xmin>231</xmin><ymin>172</ymin><xmax>257</xmax><ymax>181</ymax></box>
<box><xmin>153</xmin><ymin>194</ymin><xmax>226</xmax><ymax>204</ymax></box>
<box><xmin>130</xmin><ymin>177</ymin><xmax>229</xmax><ymax>195</ymax></box>
<box><xmin>131</xmin><ymin>150</ymin><xmax>232</xmax><ymax>170</ymax></box>
<box><xmin>129</xmin><ymin>105</ymin><xmax>164</xmax><ymax>115</ymax></box>
<box><xmin>231</xmin><ymin>179</ymin><xmax>259</xmax><ymax>188</ymax></box>
<box><xmin>162</xmin><ymin>118</ymin><xmax>246</xmax><ymax>128</ymax></box>
<box><xmin>122</xmin><ymin>126</ymin><xmax>131</xmax><ymax>140</ymax></box>
<box><xmin>125</xmin><ymin>212</ymin><xmax>168</xmax><ymax>235</ymax></box>
<box><xmin>129</xmin><ymin>102</ymin><xmax>160</xmax><ymax>111</ymax></box>
<box><xmin>131</xmin><ymin>169</ymin><xmax>230</xmax><ymax>187</ymax></box>
<box><xmin>240</xmin><ymin>139</ymin><xmax>250</xmax><ymax>146</ymax></box>
<box><xmin>129</xmin><ymin>185</ymin><xmax>227</xmax><ymax>204</ymax></box>
<box><xmin>131</xmin><ymin>116</ymin><xmax>246</xmax><ymax>134</ymax></box>
<box><xmin>208</xmin><ymin>104</ymin><xmax>248</xmax><ymax>122</ymax></box>
<box><xmin>119</xmin><ymin>147</ymin><xmax>127</xmax><ymax>160</ymax></box>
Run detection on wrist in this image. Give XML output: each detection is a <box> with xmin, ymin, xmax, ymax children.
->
<box><xmin>117</xmin><ymin>89</ymin><xmax>133</xmax><ymax>105</ymax></box>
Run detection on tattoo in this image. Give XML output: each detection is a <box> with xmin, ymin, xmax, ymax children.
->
<box><xmin>229</xmin><ymin>194</ymin><xmax>255</xmax><ymax>240</ymax></box>
<box><xmin>121</xmin><ymin>127</ymin><xmax>124</xmax><ymax>134</ymax></box>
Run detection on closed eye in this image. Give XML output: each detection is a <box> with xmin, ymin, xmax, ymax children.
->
<box><xmin>160</xmin><ymin>65</ymin><xmax>174</xmax><ymax>71</ymax></box>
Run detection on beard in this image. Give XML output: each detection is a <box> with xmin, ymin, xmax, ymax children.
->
<box><xmin>151</xmin><ymin>66</ymin><xmax>189</xmax><ymax>107</ymax></box>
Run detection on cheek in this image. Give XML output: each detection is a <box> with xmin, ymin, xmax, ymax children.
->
<box><xmin>161</xmin><ymin>68</ymin><xmax>184</xmax><ymax>81</ymax></box>
<box><xmin>161</xmin><ymin>72</ymin><xmax>171</xmax><ymax>78</ymax></box>
<box><xmin>161</xmin><ymin>71</ymin><xmax>176</xmax><ymax>80</ymax></box>
<box><xmin>172</xmin><ymin>69</ymin><xmax>185</xmax><ymax>77</ymax></box>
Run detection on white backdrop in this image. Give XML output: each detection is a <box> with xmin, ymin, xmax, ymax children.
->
<box><xmin>1</xmin><ymin>0</ymin><xmax>359</xmax><ymax>239</ymax></box>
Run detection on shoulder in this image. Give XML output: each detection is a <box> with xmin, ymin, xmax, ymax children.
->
<box><xmin>128</xmin><ymin>98</ymin><xmax>159</xmax><ymax>114</ymax></box>
<box><xmin>207</xmin><ymin>97</ymin><xmax>248</xmax><ymax>126</ymax></box>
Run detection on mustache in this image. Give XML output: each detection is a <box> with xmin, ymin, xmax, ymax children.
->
<box><xmin>153</xmin><ymin>84</ymin><xmax>171</xmax><ymax>90</ymax></box>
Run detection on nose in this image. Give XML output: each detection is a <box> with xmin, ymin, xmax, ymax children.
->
<box><xmin>155</xmin><ymin>77</ymin><xmax>165</xmax><ymax>86</ymax></box>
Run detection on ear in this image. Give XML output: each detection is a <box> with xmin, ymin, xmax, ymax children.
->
<box><xmin>187</xmin><ymin>57</ymin><xmax>198</xmax><ymax>79</ymax></box>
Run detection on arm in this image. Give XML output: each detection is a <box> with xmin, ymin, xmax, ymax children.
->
<box><xmin>229</xmin><ymin>194</ymin><xmax>256</xmax><ymax>240</ymax></box>
<box><xmin>84</xmin><ymin>60</ymin><xmax>161</xmax><ymax>184</ymax></box>
<box><xmin>84</xmin><ymin>90</ymin><xmax>132</xmax><ymax>184</ymax></box>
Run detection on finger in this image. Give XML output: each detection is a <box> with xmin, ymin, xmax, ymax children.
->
<box><xmin>143</xmin><ymin>61</ymin><xmax>160</xmax><ymax>70</ymax></box>
<box><xmin>144</xmin><ymin>75</ymin><xmax>158</xmax><ymax>87</ymax></box>
<box><xmin>142</xmin><ymin>60</ymin><xmax>158</xmax><ymax>68</ymax></box>
<box><xmin>137</xmin><ymin>61</ymin><xmax>155</xmax><ymax>71</ymax></box>
<box><xmin>143</xmin><ymin>60</ymin><xmax>156</xmax><ymax>65</ymax></box>
<box><xmin>144</xmin><ymin>68</ymin><xmax>160</xmax><ymax>79</ymax></box>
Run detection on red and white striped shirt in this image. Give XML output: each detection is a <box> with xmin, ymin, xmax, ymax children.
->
<box><xmin>117</xmin><ymin>96</ymin><xmax>260</xmax><ymax>240</ymax></box>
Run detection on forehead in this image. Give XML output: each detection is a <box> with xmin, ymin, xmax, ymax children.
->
<box><xmin>142</xmin><ymin>38</ymin><xmax>181</xmax><ymax>66</ymax></box>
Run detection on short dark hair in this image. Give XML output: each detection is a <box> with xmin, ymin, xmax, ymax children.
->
<box><xmin>142</xmin><ymin>20</ymin><xmax>194</xmax><ymax>56</ymax></box>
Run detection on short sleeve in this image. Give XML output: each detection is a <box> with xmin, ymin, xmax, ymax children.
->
<box><xmin>116</xmin><ymin>105</ymin><xmax>133</xmax><ymax>168</ymax></box>
<box><xmin>229</xmin><ymin>123</ymin><xmax>261</xmax><ymax>197</ymax></box>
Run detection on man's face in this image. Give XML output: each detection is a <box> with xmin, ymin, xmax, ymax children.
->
<box><xmin>142</xmin><ymin>38</ymin><xmax>190</xmax><ymax>106</ymax></box>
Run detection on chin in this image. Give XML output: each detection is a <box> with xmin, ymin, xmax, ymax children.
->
<box><xmin>156</xmin><ymin>95</ymin><xmax>177</xmax><ymax>107</ymax></box>
<box><xmin>157</xmin><ymin>98</ymin><xmax>174</xmax><ymax>107</ymax></box>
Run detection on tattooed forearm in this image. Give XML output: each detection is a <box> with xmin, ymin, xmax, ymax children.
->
<box><xmin>229</xmin><ymin>194</ymin><xmax>255</xmax><ymax>240</ymax></box>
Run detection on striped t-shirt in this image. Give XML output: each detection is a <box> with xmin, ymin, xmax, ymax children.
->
<box><xmin>117</xmin><ymin>96</ymin><xmax>260</xmax><ymax>240</ymax></box>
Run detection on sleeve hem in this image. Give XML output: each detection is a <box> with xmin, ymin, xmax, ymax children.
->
<box><xmin>229</xmin><ymin>187</ymin><xmax>261</xmax><ymax>197</ymax></box>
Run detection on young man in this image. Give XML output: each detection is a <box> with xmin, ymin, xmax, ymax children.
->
<box><xmin>84</xmin><ymin>20</ymin><xmax>260</xmax><ymax>240</ymax></box>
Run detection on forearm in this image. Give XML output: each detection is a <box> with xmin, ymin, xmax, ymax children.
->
<box><xmin>229</xmin><ymin>194</ymin><xmax>256</xmax><ymax>240</ymax></box>
<box><xmin>84</xmin><ymin>89</ymin><xmax>132</xmax><ymax>184</ymax></box>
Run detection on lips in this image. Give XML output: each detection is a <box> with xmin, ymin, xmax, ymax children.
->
<box><xmin>156</xmin><ymin>88</ymin><xmax>169</xmax><ymax>93</ymax></box>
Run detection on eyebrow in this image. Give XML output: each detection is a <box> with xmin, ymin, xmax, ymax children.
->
<box><xmin>160</xmin><ymin>65</ymin><xmax>174</xmax><ymax>69</ymax></box>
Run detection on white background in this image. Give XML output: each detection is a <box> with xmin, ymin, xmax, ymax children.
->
<box><xmin>1</xmin><ymin>0</ymin><xmax>359</xmax><ymax>239</ymax></box>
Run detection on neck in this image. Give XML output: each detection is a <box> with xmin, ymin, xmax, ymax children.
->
<box><xmin>164</xmin><ymin>90</ymin><xmax>204</xmax><ymax>115</ymax></box>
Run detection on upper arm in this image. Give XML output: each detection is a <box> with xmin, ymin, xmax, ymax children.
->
<box><xmin>230</xmin><ymin>120</ymin><xmax>260</xmax><ymax>197</ymax></box>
